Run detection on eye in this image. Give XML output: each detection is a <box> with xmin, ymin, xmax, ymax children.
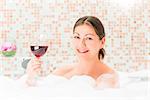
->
<box><xmin>86</xmin><ymin>37</ymin><xmax>93</xmax><ymax>40</ymax></box>
<box><xmin>74</xmin><ymin>36</ymin><xmax>80</xmax><ymax>39</ymax></box>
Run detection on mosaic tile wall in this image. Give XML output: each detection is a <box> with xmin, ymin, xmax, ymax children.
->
<box><xmin>0</xmin><ymin>0</ymin><xmax>150</xmax><ymax>78</ymax></box>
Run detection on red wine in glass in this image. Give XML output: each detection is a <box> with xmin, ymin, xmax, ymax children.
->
<box><xmin>30</xmin><ymin>46</ymin><xmax>48</xmax><ymax>58</ymax></box>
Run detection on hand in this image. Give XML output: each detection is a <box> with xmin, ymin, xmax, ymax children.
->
<box><xmin>26</xmin><ymin>58</ymin><xmax>42</xmax><ymax>86</ymax></box>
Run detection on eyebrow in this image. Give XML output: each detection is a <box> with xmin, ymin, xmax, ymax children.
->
<box><xmin>73</xmin><ymin>32</ymin><xmax>95</xmax><ymax>36</ymax></box>
<box><xmin>73</xmin><ymin>32</ymin><xmax>80</xmax><ymax>35</ymax></box>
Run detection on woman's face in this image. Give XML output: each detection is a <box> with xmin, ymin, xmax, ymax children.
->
<box><xmin>72</xmin><ymin>24</ymin><xmax>105</xmax><ymax>60</ymax></box>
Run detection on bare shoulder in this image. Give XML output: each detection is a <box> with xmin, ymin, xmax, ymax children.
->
<box><xmin>98</xmin><ymin>71</ymin><xmax>118</xmax><ymax>80</ymax></box>
<box><xmin>96</xmin><ymin>65</ymin><xmax>119</xmax><ymax>88</ymax></box>
<box><xmin>100</xmin><ymin>64</ymin><xmax>118</xmax><ymax>80</ymax></box>
<box><xmin>52</xmin><ymin>65</ymin><xmax>74</xmax><ymax>76</ymax></box>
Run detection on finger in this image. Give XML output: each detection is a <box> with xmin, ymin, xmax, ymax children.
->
<box><xmin>34</xmin><ymin>57</ymin><xmax>42</xmax><ymax>62</ymax></box>
<box><xmin>32</xmin><ymin>62</ymin><xmax>41</xmax><ymax>66</ymax></box>
<box><xmin>33</xmin><ymin>66</ymin><xmax>41</xmax><ymax>71</ymax></box>
<box><xmin>35</xmin><ymin>68</ymin><xmax>42</xmax><ymax>75</ymax></box>
<box><xmin>31</xmin><ymin>65</ymin><xmax>41</xmax><ymax>71</ymax></box>
<box><xmin>30</xmin><ymin>58</ymin><xmax>41</xmax><ymax>64</ymax></box>
<box><xmin>31</xmin><ymin>59</ymin><xmax>42</xmax><ymax>65</ymax></box>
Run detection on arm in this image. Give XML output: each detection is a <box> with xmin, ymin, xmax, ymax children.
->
<box><xmin>25</xmin><ymin>57</ymin><xmax>72</xmax><ymax>86</ymax></box>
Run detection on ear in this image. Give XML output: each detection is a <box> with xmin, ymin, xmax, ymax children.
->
<box><xmin>100</xmin><ymin>36</ymin><xmax>105</xmax><ymax>48</ymax></box>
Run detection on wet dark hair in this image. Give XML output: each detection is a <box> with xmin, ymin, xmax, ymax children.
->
<box><xmin>73</xmin><ymin>16</ymin><xmax>105</xmax><ymax>60</ymax></box>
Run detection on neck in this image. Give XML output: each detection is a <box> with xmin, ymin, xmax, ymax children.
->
<box><xmin>77</xmin><ymin>57</ymin><xmax>103</xmax><ymax>74</ymax></box>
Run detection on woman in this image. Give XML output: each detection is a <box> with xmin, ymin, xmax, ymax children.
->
<box><xmin>26</xmin><ymin>16</ymin><xmax>119</xmax><ymax>88</ymax></box>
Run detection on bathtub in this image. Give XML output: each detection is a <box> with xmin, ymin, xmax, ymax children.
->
<box><xmin>0</xmin><ymin>70</ymin><xmax>149</xmax><ymax>100</ymax></box>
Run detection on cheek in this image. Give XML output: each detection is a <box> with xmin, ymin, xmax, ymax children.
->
<box><xmin>93</xmin><ymin>45</ymin><xmax>101</xmax><ymax>53</ymax></box>
<box><xmin>87</xmin><ymin>42</ymin><xmax>101</xmax><ymax>52</ymax></box>
<box><xmin>72</xmin><ymin>39</ymin><xmax>79</xmax><ymax>48</ymax></box>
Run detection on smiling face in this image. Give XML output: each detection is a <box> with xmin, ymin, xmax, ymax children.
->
<box><xmin>73</xmin><ymin>24</ymin><xmax>105</xmax><ymax>61</ymax></box>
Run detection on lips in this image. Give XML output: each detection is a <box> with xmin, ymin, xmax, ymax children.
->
<box><xmin>77</xmin><ymin>49</ymin><xmax>89</xmax><ymax>53</ymax></box>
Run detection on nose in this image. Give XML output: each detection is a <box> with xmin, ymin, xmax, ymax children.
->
<box><xmin>79</xmin><ymin>38</ymin><xmax>86</xmax><ymax>48</ymax></box>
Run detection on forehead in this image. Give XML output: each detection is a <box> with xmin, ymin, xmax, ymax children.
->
<box><xmin>74</xmin><ymin>24</ymin><xmax>97</xmax><ymax>36</ymax></box>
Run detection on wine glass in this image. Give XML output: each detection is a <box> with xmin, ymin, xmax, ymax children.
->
<box><xmin>30</xmin><ymin>34</ymin><xmax>49</xmax><ymax>59</ymax></box>
<box><xmin>29</xmin><ymin>34</ymin><xmax>49</xmax><ymax>79</ymax></box>
<box><xmin>30</xmin><ymin>45</ymin><xmax>48</xmax><ymax>58</ymax></box>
